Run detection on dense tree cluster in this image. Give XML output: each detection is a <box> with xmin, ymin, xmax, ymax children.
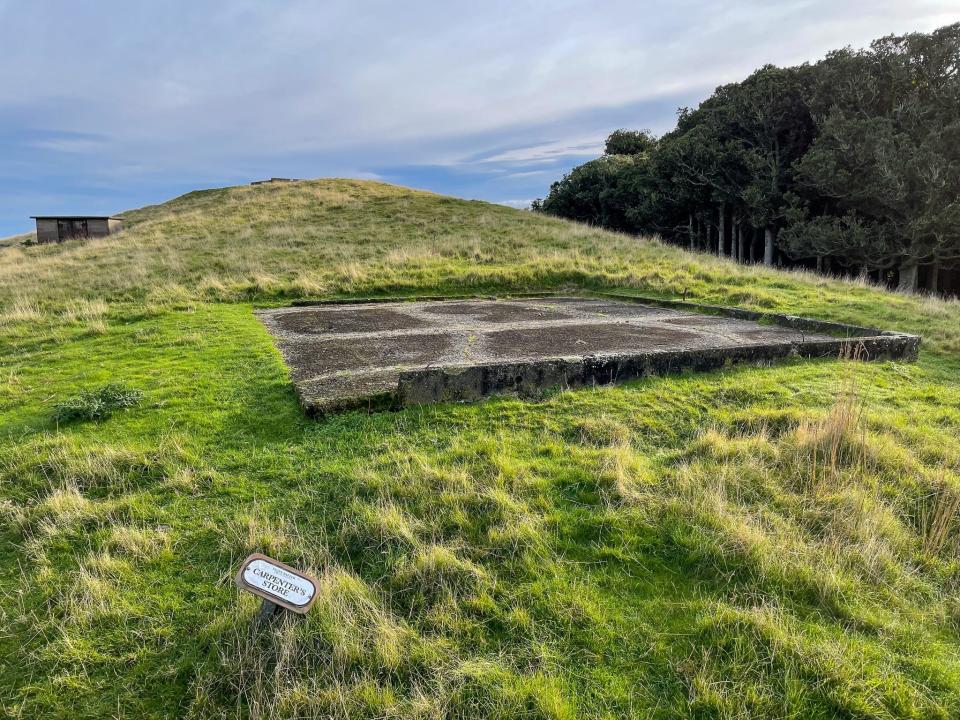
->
<box><xmin>535</xmin><ymin>24</ymin><xmax>960</xmax><ymax>293</ymax></box>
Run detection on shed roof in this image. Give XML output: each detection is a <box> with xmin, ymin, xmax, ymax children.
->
<box><xmin>31</xmin><ymin>215</ymin><xmax>124</xmax><ymax>220</ymax></box>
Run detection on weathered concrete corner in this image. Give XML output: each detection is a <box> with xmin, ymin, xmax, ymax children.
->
<box><xmin>256</xmin><ymin>294</ymin><xmax>920</xmax><ymax>415</ymax></box>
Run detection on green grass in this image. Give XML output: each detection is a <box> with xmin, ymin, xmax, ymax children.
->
<box><xmin>2</xmin><ymin>179</ymin><xmax>960</xmax><ymax>718</ymax></box>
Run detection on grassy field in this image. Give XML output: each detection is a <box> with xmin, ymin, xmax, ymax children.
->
<box><xmin>2</xmin><ymin>179</ymin><xmax>960</xmax><ymax>718</ymax></box>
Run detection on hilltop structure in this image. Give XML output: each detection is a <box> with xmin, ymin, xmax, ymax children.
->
<box><xmin>258</xmin><ymin>295</ymin><xmax>919</xmax><ymax>414</ymax></box>
<box><xmin>250</xmin><ymin>177</ymin><xmax>299</xmax><ymax>185</ymax></box>
<box><xmin>30</xmin><ymin>215</ymin><xmax>124</xmax><ymax>243</ymax></box>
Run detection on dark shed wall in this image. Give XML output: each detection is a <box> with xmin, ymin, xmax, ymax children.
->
<box><xmin>87</xmin><ymin>218</ymin><xmax>110</xmax><ymax>236</ymax></box>
<box><xmin>35</xmin><ymin>219</ymin><xmax>59</xmax><ymax>243</ymax></box>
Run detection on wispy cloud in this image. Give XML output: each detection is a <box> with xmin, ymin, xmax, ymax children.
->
<box><xmin>475</xmin><ymin>136</ymin><xmax>606</xmax><ymax>165</ymax></box>
<box><xmin>496</xmin><ymin>199</ymin><xmax>535</xmax><ymax>209</ymax></box>
<box><xmin>31</xmin><ymin>138</ymin><xmax>106</xmax><ymax>154</ymax></box>
<box><xmin>503</xmin><ymin>170</ymin><xmax>553</xmax><ymax>179</ymax></box>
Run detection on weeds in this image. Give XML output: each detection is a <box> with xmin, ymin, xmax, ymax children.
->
<box><xmin>53</xmin><ymin>383</ymin><xmax>143</xmax><ymax>423</ymax></box>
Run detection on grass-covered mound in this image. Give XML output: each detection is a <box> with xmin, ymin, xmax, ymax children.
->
<box><xmin>2</xmin><ymin>179</ymin><xmax>960</xmax><ymax>718</ymax></box>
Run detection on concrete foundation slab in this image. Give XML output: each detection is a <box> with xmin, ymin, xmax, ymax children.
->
<box><xmin>256</xmin><ymin>294</ymin><xmax>920</xmax><ymax>414</ymax></box>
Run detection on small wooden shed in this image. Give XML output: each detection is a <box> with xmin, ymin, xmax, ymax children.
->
<box><xmin>30</xmin><ymin>216</ymin><xmax>124</xmax><ymax>243</ymax></box>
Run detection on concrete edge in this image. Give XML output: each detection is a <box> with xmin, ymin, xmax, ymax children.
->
<box><xmin>301</xmin><ymin>388</ymin><xmax>397</xmax><ymax>417</ymax></box>
<box><xmin>288</xmin><ymin>292</ymin><xmax>524</xmax><ymax>307</ymax></box>
<box><xmin>394</xmin><ymin>334</ymin><xmax>920</xmax><ymax>409</ymax></box>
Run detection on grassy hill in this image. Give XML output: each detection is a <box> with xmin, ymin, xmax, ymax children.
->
<box><xmin>0</xmin><ymin>231</ymin><xmax>31</xmax><ymax>249</ymax></box>
<box><xmin>2</xmin><ymin>179</ymin><xmax>960</xmax><ymax>718</ymax></box>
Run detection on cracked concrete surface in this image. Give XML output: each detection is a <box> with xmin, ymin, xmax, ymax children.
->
<box><xmin>256</xmin><ymin>295</ymin><xmax>920</xmax><ymax>414</ymax></box>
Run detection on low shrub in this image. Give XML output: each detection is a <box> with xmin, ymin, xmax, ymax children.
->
<box><xmin>53</xmin><ymin>384</ymin><xmax>143</xmax><ymax>424</ymax></box>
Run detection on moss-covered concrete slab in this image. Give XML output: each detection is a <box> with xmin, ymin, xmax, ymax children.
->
<box><xmin>257</xmin><ymin>295</ymin><xmax>920</xmax><ymax>414</ymax></box>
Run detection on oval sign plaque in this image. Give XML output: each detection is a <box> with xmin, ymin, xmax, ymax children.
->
<box><xmin>234</xmin><ymin>553</ymin><xmax>319</xmax><ymax>614</ymax></box>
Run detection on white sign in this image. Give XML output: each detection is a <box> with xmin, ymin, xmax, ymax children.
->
<box><xmin>235</xmin><ymin>553</ymin><xmax>318</xmax><ymax>613</ymax></box>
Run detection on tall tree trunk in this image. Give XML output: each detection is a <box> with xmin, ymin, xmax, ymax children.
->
<box><xmin>735</xmin><ymin>223</ymin><xmax>743</xmax><ymax>262</ymax></box>
<box><xmin>898</xmin><ymin>260</ymin><xmax>918</xmax><ymax>293</ymax></box>
<box><xmin>688</xmin><ymin>213</ymin><xmax>695</xmax><ymax>251</ymax></box>
<box><xmin>763</xmin><ymin>227</ymin><xmax>774</xmax><ymax>266</ymax></box>
<box><xmin>748</xmin><ymin>228</ymin><xmax>755</xmax><ymax>263</ymax></box>
<box><xmin>816</xmin><ymin>256</ymin><xmax>823</xmax><ymax>273</ymax></box>
<box><xmin>929</xmin><ymin>261</ymin><xmax>940</xmax><ymax>294</ymax></box>
<box><xmin>717</xmin><ymin>203</ymin><xmax>727</xmax><ymax>257</ymax></box>
<box><xmin>718</xmin><ymin>203</ymin><xmax>726</xmax><ymax>256</ymax></box>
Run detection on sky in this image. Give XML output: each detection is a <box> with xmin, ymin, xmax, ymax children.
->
<box><xmin>0</xmin><ymin>1</ymin><xmax>956</xmax><ymax>237</ymax></box>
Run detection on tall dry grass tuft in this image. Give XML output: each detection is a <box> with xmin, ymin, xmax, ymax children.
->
<box><xmin>790</xmin><ymin>350</ymin><xmax>867</xmax><ymax>493</ymax></box>
<box><xmin>219</xmin><ymin>511</ymin><xmax>294</xmax><ymax>562</ymax></box>
<box><xmin>60</xmin><ymin>298</ymin><xmax>108</xmax><ymax>323</ymax></box>
<box><xmin>0</xmin><ymin>298</ymin><xmax>44</xmax><ymax>326</ymax></box>
<box><xmin>917</xmin><ymin>471</ymin><xmax>960</xmax><ymax>556</ymax></box>
<box><xmin>597</xmin><ymin>440</ymin><xmax>655</xmax><ymax>505</ymax></box>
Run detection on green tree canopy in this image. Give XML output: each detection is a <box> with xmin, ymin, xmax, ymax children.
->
<box><xmin>534</xmin><ymin>22</ymin><xmax>960</xmax><ymax>293</ymax></box>
<box><xmin>604</xmin><ymin>129</ymin><xmax>657</xmax><ymax>156</ymax></box>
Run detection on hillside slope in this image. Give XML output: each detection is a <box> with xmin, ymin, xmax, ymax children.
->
<box><xmin>2</xmin><ymin>179</ymin><xmax>960</xmax><ymax>718</ymax></box>
<box><xmin>0</xmin><ymin>231</ymin><xmax>31</xmax><ymax>249</ymax></box>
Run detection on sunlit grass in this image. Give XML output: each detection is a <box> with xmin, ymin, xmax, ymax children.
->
<box><xmin>1</xmin><ymin>180</ymin><xmax>959</xmax><ymax>717</ymax></box>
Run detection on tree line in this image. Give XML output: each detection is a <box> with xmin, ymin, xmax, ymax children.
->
<box><xmin>533</xmin><ymin>24</ymin><xmax>960</xmax><ymax>294</ymax></box>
